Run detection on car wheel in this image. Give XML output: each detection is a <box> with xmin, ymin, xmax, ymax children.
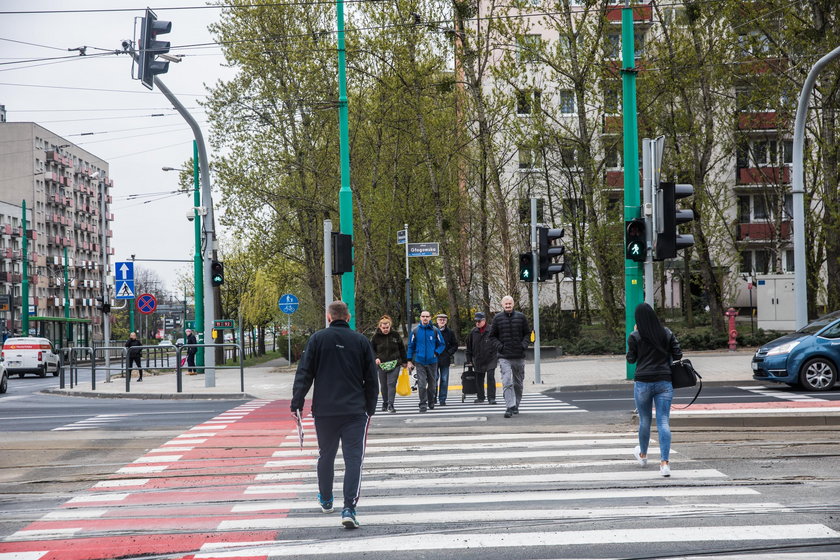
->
<box><xmin>18</xmin><ymin>372</ymin><xmax>25</xmax><ymax>378</ymax></box>
<box><xmin>0</xmin><ymin>373</ymin><xmax>7</xmax><ymax>393</ymax></box>
<box><xmin>799</xmin><ymin>358</ymin><xmax>837</xmax><ymax>391</ymax></box>
<box><xmin>52</xmin><ymin>363</ymin><xmax>59</xmax><ymax>376</ymax></box>
<box><xmin>38</xmin><ymin>365</ymin><xmax>47</xmax><ymax>378</ymax></box>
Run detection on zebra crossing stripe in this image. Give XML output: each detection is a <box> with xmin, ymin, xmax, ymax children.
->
<box><xmin>277</xmin><ymin>431</ymin><xmax>637</xmax><ymax>446</ymax></box>
<box><xmin>193</xmin><ymin>525</ymin><xmax>840</xmax><ymax>557</ymax></box>
<box><xmin>218</xmin><ymin>502</ymin><xmax>790</xmax><ymax>531</ymax></box>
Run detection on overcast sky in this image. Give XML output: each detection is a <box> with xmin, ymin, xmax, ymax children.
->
<box><xmin>0</xmin><ymin>0</ymin><xmax>236</xmax><ymax>298</ymax></box>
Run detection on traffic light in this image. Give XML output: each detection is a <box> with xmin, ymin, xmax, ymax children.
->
<box><xmin>537</xmin><ymin>226</ymin><xmax>565</xmax><ymax>281</ymax></box>
<box><xmin>138</xmin><ymin>8</ymin><xmax>171</xmax><ymax>90</ymax></box>
<box><xmin>211</xmin><ymin>260</ymin><xmax>224</xmax><ymax>287</ymax></box>
<box><xmin>518</xmin><ymin>253</ymin><xmax>534</xmax><ymax>281</ymax></box>
<box><xmin>331</xmin><ymin>232</ymin><xmax>353</xmax><ymax>274</ymax></box>
<box><xmin>625</xmin><ymin>218</ymin><xmax>646</xmax><ymax>262</ymax></box>
<box><xmin>654</xmin><ymin>181</ymin><xmax>695</xmax><ymax>260</ymax></box>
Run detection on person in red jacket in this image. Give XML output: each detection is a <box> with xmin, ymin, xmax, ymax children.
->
<box><xmin>291</xmin><ymin>301</ymin><xmax>378</xmax><ymax>529</ymax></box>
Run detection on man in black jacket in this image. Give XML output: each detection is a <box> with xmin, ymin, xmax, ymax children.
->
<box><xmin>489</xmin><ymin>295</ymin><xmax>530</xmax><ymax>418</ymax></box>
<box><xmin>291</xmin><ymin>301</ymin><xmax>378</xmax><ymax>530</ymax></box>
<box><xmin>434</xmin><ymin>313</ymin><xmax>459</xmax><ymax>406</ymax></box>
<box><xmin>465</xmin><ymin>312</ymin><xmax>498</xmax><ymax>404</ymax></box>
<box><xmin>124</xmin><ymin>332</ymin><xmax>143</xmax><ymax>382</ymax></box>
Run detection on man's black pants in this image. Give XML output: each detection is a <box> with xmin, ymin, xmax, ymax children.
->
<box><xmin>313</xmin><ymin>413</ymin><xmax>370</xmax><ymax>510</ymax></box>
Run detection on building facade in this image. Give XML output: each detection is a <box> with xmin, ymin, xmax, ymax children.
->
<box><xmin>0</xmin><ymin>119</ymin><xmax>114</xmax><ymax>340</ymax></box>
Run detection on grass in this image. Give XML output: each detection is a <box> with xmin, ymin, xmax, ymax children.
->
<box><xmin>223</xmin><ymin>349</ymin><xmax>288</xmax><ymax>368</ymax></box>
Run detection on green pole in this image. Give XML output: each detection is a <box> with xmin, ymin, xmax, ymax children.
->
<box><xmin>129</xmin><ymin>257</ymin><xmax>135</xmax><ymax>334</ymax></box>
<box><xmin>622</xmin><ymin>3</ymin><xmax>642</xmax><ymax>380</ymax></box>
<box><xmin>336</xmin><ymin>0</ymin><xmax>356</xmax><ymax>328</ymax></box>
<box><xmin>193</xmin><ymin>141</ymin><xmax>204</xmax><ymax>369</ymax></box>
<box><xmin>21</xmin><ymin>201</ymin><xmax>29</xmax><ymax>334</ymax></box>
<box><xmin>63</xmin><ymin>246</ymin><xmax>70</xmax><ymax>345</ymax></box>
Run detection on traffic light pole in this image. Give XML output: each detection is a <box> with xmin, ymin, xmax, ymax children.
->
<box><xmin>642</xmin><ymin>139</ymin><xmax>654</xmax><ymax>306</ymax></box>
<box><xmin>530</xmin><ymin>198</ymin><xmax>541</xmax><ymax>384</ymax></box>
<box><xmin>622</xmin><ymin>1</ymin><xmax>642</xmax><ymax>380</ymax></box>
<box><xmin>153</xmin><ymin>76</ymin><xmax>217</xmax><ymax>386</ymax></box>
<box><xmin>192</xmin><ymin>141</ymin><xmax>204</xmax><ymax>371</ymax></box>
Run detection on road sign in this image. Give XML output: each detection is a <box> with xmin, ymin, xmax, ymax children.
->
<box><xmin>115</xmin><ymin>261</ymin><xmax>134</xmax><ymax>281</ymax></box>
<box><xmin>0</xmin><ymin>295</ymin><xmax>9</xmax><ymax>312</ymax></box>
<box><xmin>186</xmin><ymin>320</ymin><xmax>195</xmax><ymax>329</ymax></box>
<box><xmin>408</xmin><ymin>242</ymin><xmax>440</xmax><ymax>257</ymax></box>
<box><xmin>213</xmin><ymin>319</ymin><xmax>235</xmax><ymax>329</ymax></box>
<box><xmin>278</xmin><ymin>293</ymin><xmax>299</xmax><ymax>314</ymax></box>
<box><xmin>136</xmin><ymin>293</ymin><xmax>157</xmax><ymax>314</ymax></box>
<box><xmin>397</xmin><ymin>229</ymin><xmax>407</xmax><ymax>245</ymax></box>
<box><xmin>115</xmin><ymin>280</ymin><xmax>135</xmax><ymax>299</ymax></box>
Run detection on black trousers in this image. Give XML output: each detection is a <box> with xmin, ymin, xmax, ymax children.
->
<box><xmin>128</xmin><ymin>356</ymin><xmax>142</xmax><ymax>377</ymax></box>
<box><xmin>475</xmin><ymin>368</ymin><xmax>496</xmax><ymax>401</ymax></box>
<box><xmin>314</xmin><ymin>413</ymin><xmax>370</xmax><ymax>510</ymax></box>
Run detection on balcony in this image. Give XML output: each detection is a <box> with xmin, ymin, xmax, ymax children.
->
<box><xmin>10</xmin><ymin>227</ymin><xmax>21</xmax><ymax>237</ymax></box>
<box><xmin>737</xmin><ymin>220</ymin><xmax>792</xmax><ymax>241</ymax></box>
<box><xmin>738</xmin><ymin>166</ymin><xmax>790</xmax><ymax>185</ymax></box>
<box><xmin>2</xmin><ymin>249</ymin><xmax>11</xmax><ymax>259</ymax></box>
<box><xmin>26</xmin><ymin>229</ymin><xmax>36</xmax><ymax>240</ymax></box>
<box><xmin>605</xmin><ymin>4</ymin><xmax>652</xmax><ymax>22</ymax></box>
<box><xmin>737</xmin><ymin>111</ymin><xmax>784</xmax><ymax>130</ymax></box>
<box><xmin>0</xmin><ymin>224</ymin><xmax>10</xmax><ymax>235</ymax></box>
<box><xmin>0</xmin><ymin>271</ymin><xmax>8</xmax><ymax>282</ymax></box>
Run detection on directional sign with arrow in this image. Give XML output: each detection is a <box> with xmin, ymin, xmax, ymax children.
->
<box><xmin>115</xmin><ymin>261</ymin><xmax>135</xmax><ymax>300</ymax></box>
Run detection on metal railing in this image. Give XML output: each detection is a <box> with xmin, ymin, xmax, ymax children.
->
<box><xmin>175</xmin><ymin>343</ymin><xmax>244</xmax><ymax>393</ymax></box>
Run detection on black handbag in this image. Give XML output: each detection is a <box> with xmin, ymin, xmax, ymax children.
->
<box><xmin>670</xmin><ymin>359</ymin><xmax>703</xmax><ymax>408</ymax></box>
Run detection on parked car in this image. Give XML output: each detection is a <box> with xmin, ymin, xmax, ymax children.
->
<box><xmin>1</xmin><ymin>337</ymin><xmax>60</xmax><ymax>378</ymax></box>
<box><xmin>0</xmin><ymin>362</ymin><xmax>7</xmax><ymax>393</ymax></box>
<box><xmin>158</xmin><ymin>340</ymin><xmax>175</xmax><ymax>348</ymax></box>
<box><xmin>752</xmin><ymin>310</ymin><xmax>840</xmax><ymax>391</ymax></box>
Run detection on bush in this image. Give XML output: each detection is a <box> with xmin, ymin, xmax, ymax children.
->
<box><xmin>539</xmin><ymin>304</ymin><xmax>581</xmax><ymax>341</ymax></box>
<box><xmin>560</xmin><ymin>335</ymin><xmax>625</xmax><ymax>355</ymax></box>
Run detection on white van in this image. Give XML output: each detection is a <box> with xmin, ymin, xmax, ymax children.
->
<box><xmin>2</xmin><ymin>337</ymin><xmax>60</xmax><ymax>377</ymax></box>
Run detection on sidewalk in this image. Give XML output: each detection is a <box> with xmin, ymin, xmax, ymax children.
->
<box><xmin>45</xmin><ymin>349</ymin><xmax>758</xmax><ymax>401</ymax></box>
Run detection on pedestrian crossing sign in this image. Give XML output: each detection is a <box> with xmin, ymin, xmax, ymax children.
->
<box><xmin>115</xmin><ymin>280</ymin><xmax>135</xmax><ymax>299</ymax></box>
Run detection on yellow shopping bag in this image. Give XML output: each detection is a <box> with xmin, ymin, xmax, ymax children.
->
<box><xmin>395</xmin><ymin>367</ymin><xmax>411</xmax><ymax>397</ymax></box>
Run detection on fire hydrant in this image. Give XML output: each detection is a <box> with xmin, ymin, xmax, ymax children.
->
<box><xmin>725</xmin><ymin>307</ymin><xmax>738</xmax><ymax>351</ymax></box>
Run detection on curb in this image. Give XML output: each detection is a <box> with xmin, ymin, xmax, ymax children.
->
<box><xmin>542</xmin><ymin>380</ymin><xmax>763</xmax><ymax>393</ymax></box>
<box><xmin>42</xmin><ymin>388</ymin><xmax>255</xmax><ymax>400</ymax></box>
<box><xmin>670</xmin><ymin>414</ymin><xmax>840</xmax><ymax>428</ymax></box>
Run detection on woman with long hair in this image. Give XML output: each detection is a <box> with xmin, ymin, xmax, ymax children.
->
<box><xmin>370</xmin><ymin>315</ymin><xmax>406</xmax><ymax>413</ymax></box>
<box><xmin>626</xmin><ymin>302</ymin><xmax>682</xmax><ymax>477</ymax></box>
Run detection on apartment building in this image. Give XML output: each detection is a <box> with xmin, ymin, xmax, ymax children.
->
<box><xmin>0</xmin><ymin>114</ymin><xmax>114</xmax><ymax>340</ymax></box>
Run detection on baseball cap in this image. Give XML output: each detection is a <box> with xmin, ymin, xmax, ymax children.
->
<box><xmin>436</xmin><ymin>313</ymin><xmax>448</xmax><ymax>319</ymax></box>
<box><xmin>474</xmin><ymin>312</ymin><xmax>486</xmax><ymax>321</ymax></box>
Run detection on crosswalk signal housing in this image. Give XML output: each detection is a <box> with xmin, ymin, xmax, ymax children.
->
<box><xmin>331</xmin><ymin>232</ymin><xmax>353</xmax><ymax>275</ymax></box>
<box><xmin>537</xmin><ymin>226</ymin><xmax>566</xmax><ymax>281</ymax></box>
<box><xmin>625</xmin><ymin>219</ymin><xmax>646</xmax><ymax>262</ymax></box>
<box><xmin>211</xmin><ymin>260</ymin><xmax>224</xmax><ymax>287</ymax></box>
<box><xmin>519</xmin><ymin>253</ymin><xmax>533</xmax><ymax>281</ymax></box>
<box><xmin>654</xmin><ymin>181</ymin><xmax>695</xmax><ymax>260</ymax></box>
<box><xmin>138</xmin><ymin>8</ymin><xmax>172</xmax><ymax>90</ymax></box>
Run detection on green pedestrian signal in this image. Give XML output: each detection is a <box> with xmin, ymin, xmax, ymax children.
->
<box><xmin>519</xmin><ymin>253</ymin><xmax>533</xmax><ymax>281</ymax></box>
<box><xmin>625</xmin><ymin>219</ymin><xmax>646</xmax><ymax>262</ymax></box>
<box><xmin>211</xmin><ymin>260</ymin><xmax>224</xmax><ymax>287</ymax></box>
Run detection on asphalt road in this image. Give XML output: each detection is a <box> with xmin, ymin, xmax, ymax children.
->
<box><xmin>1</xmin><ymin>387</ymin><xmax>839</xmax><ymax>559</ymax></box>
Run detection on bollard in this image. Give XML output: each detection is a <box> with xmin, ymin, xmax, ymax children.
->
<box><xmin>725</xmin><ymin>307</ymin><xmax>738</xmax><ymax>351</ymax></box>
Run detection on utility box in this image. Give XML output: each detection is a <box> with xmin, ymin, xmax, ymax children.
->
<box><xmin>756</xmin><ymin>274</ymin><xmax>795</xmax><ymax>331</ymax></box>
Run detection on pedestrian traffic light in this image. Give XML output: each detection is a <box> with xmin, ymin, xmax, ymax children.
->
<box><xmin>625</xmin><ymin>218</ymin><xmax>646</xmax><ymax>262</ymax></box>
<box><xmin>138</xmin><ymin>8</ymin><xmax>171</xmax><ymax>90</ymax></box>
<box><xmin>537</xmin><ymin>226</ymin><xmax>565</xmax><ymax>281</ymax></box>
<box><xmin>654</xmin><ymin>181</ymin><xmax>695</xmax><ymax>260</ymax></box>
<box><xmin>211</xmin><ymin>260</ymin><xmax>224</xmax><ymax>287</ymax></box>
<box><xmin>518</xmin><ymin>253</ymin><xmax>534</xmax><ymax>281</ymax></box>
<box><xmin>331</xmin><ymin>232</ymin><xmax>353</xmax><ymax>274</ymax></box>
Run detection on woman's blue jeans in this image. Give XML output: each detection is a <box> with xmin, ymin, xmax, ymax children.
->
<box><xmin>634</xmin><ymin>380</ymin><xmax>673</xmax><ymax>462</ymax></box>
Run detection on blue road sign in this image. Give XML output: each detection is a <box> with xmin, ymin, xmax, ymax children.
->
<box><xmin>407</xmin><ymin>242</ymin><xmax>440</xmax><ymax>257</ymax></box>
<box><xmin>278</xmin><ymin>293</ymin><xmax>299</xmax><ymax>314</ymax></box>
<box><xmin>115</xmin><ymin>280</ymin><xmax>135</xmax><ymax>300</ymax></box>
<box><xmin>397</xmin><ymin>229</ymin><xmax>407</xmax><ymax>245</ymax></box>
<box><xmin>115</xmin><ymin>261</ymin><xmax>134</xmax><ymax>281</ymax></box>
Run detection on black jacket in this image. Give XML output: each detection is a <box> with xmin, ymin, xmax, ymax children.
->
<box><xmin>465</xmin><ymin>326</ymin><xmax>498</xmax><ymax>372</ymax></box>
<box><xmin>626</xmin><ymin>328</ymin><xmax>682</xmax><ymax>382</ymax></box>
<box><xmin>291</xmin><ymin>320</ymin><xmax>379</xmax><ymax>417</ymax></box>
<box><xmin>437</xmin><ymin>326</ymin><xmax>459</xmax><ymax>367</ymax></box>
<box><xmin>370</xmin><ymin>329</ymin><xmax>406</xmax><ymax>367</ymax></box>
<box><xmin>186</xmin><ymin>333</ymin><xmax>198</xmax><ymax>356</ymax></box>
<box><xmin>125</xmin><ymin>338</ymin><xmax>142</xmax><ymax>359</ymax></box>
<box><xmin>489</xmin><ymin>310</ymin><xmax>530</xmax><ymax>360</ymax></box>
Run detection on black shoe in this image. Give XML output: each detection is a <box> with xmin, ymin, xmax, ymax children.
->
<box><xmin>473</xmin><ymin>398</ymin><xmax>485</xmax><ymax>404</ymax></box>
<box><xmin>382</xmin><ymin>403</ymin><xmax>388</xmax><ymax>412</ymax></box>
<box><xmin>504</xmin><ymin>409</ymin><xmax>513</xmax><ymax>418</ymax></box>
<box><xmin>439</xmin><ymin>402</ymin><xmax>446</xmax><ymax>406</ymax></box>
<box><xmin>428</xmin><ymin>402</ymin><xmax>435</xmax><ymax>410</ymax></box>
<box><xmin>419</xmin><ymin>406</ymin><xmax>427</xmax><ymax>413</ymax></box>
<box><xmin>388</xmin><ymin>405</ymin><xmax>396</xmax><ymax>413</ymax></box>
<box><xmin>512</xmin><ymin>406</ymin><xmax>519</xmax><ymax>414</ymax></box>
<box><xmin>137</xmin><ymin>378</ymin><xmax>143</xmax><ymax>382</ymax></box>
<box><xmin>488</xmin><ymin>400</ymin><xmax>496</xmax><ymax>405</ymax></box>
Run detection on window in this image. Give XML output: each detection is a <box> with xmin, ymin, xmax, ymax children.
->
<box><xmin>785</xmin><ymin>249</ymin><xmax>794</xmax><ymax>273</ymax></box>
<box><xmin>662</xmin><ymin>6</ymin><xmax>688</xmax><ymax>25</ymax></box>
<box><xmin>738</xmin><ymin>195</ymin><xmax>751</xmax><ymax>223</ymax></box>
<box><xmin>563</xmin><ymin>197</ymin><xmax>586</xmax><ymax>222</ymax></box>
<box><xmin>605</xmin><ymin>143</ymin><xmax>620</xmax><ymax>168</ymax></box>
<box><xmin>604</xmin><ymin>86</ymin><xmax>619</xmax><ymax>114</ymax></box>
<box><xmin>516</xmin><ymin>89</ymin><xmax>541</xmax><ymax>115</ymax></box>
<box><xmin>518</xmin><ymin>144</ymin><xmax>542</xmax><ymax>170</ymax></box>
<box><xmin>559</xmin><ymin>90</ymin><xmax>575</xmax><ymax>114</ymax></box>
<box><xmin>819</xmin><ymin>322</ymin><xmax>840</xmax><ymax>339</ymax></box>
<box><xmin>560</xmin><ymin>145</ymin><xmax>577</xmax><ymax>168</ymax></box>
<box><xmin>606</xmin><ymin>33</ymin><xmax>620</xmax><ymax>59</ymax></box>
<box><xmin>749</xmin><ymin>139</ymin><xmax>792</xmax><ymax>166</ymax></box>
<box><xmin>738</xmin><ymin>30</ymin><xmax>770</xmax><ymax>56</ymax></box>
<box><xmin>519</xmin><ymin>34</ymin><xmax>542</xmax><ymax>64</ymax></box>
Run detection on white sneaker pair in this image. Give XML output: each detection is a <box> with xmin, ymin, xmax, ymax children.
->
<box><xmin>660</xmin><ymin>463</ymin><xmax>671</xmax><ymax>477</ymax></box>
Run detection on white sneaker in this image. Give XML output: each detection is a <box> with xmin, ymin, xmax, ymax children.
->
<box><xmin>660</xmin><ymin>463</ymin><xmax>671</xmax><ymax>477</ymax></box>
<box><xmin>633</xmin><ymin>446</ymin><xmax>647</xmax><ymax>467</ymax></box>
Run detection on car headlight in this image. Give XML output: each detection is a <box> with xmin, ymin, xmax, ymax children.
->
<box><xmin>766</xmin><ymin>340</ymin><xmax>801</xmax><ymax>356</ymax></box>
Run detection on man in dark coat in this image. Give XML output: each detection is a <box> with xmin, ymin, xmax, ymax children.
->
<box><xmin>291</xmin><ymin>301</ymin><xmax>378</xmax><ymax>530</ymax></box>
<box><xmin>489</xmin><ymin>296</ymin><xmax>530</xmax><ymax>418</ymax></box>
<box><xmin>434</xmin><ymin>313</ymin><xmax>459</xmax><ymax>406</ymax></box>
<box><xmin>124</xmin><ymin>332</ymin><xmax>143</xmax><ymax>382</ymax></box>
<box><xmin>465</xmin><ymin>311</ymin><xmax>498</xmax><ymax>404</ymax></box>
<box><xmin>185</xmin><ymin>328</ymin><xmax>198</xmax><ymax>375</ymax></box>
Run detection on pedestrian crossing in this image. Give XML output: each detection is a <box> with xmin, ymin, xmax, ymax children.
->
<box><xmin>383</xmin><ymin>391</ymin><xmax>579</xmax><ymax>418</ymax></box>
<box><xmin>51</xmin><ymin>413</ymin><xmax>135</xmax><ymax>431</ymax></box>
<box><xmin>3</xmin><ymin>399</ymin><xmax>838</xmax><ymax>560</ymax></box>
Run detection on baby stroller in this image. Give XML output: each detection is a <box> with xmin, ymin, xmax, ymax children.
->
<box><xmin>461</xmin><ymin>364</ymin><xmax>478</xmax><ymax>402</ymax></box>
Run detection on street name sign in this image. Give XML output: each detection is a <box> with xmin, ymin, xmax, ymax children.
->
<box><xmin>407</xmin><ymin>242</ymin><xmax>440</xmax><ymax>257</ymax></box>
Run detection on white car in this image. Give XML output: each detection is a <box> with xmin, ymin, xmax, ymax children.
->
<box><xmin>0</xmin><ymin>362</ymin><xmax>7</xmax><ymax>393</ymax></box>
<box><xmin>1</xmin><ymin>337</ymin><xmax>60</xmax><ymax>378</ymax></box>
